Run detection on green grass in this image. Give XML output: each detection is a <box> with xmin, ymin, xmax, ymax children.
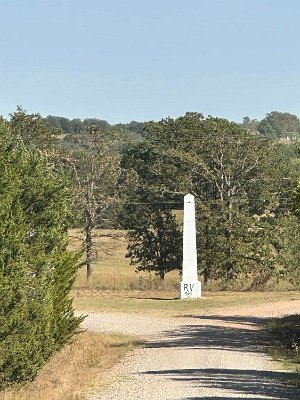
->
<box><xmin>266</xmin><ymin>314</ymin><xmax>300</xmax><ymax>386</ymax></box>
<box><xmin>72</xmin><ymin>290</ymin><xmax>300</xmax><ymax>317</ymax></box>
<box><xmin>267</xmin><ymin>314</ymin><xmax>300</xmax><ymax>361</ymax></box>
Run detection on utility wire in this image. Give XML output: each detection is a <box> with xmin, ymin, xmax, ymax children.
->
<box><xmin>106</xmin><ymin>198</ymin><xmax>292</xmax><ymax>206</ymax></box>
<box><xmin>112</xmin><ymin>136</ymin><xmax>277</xmax><ymax>143</ymax></box>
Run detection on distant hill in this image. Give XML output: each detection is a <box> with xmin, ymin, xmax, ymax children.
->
<box><xmin>43</xmin><ymin>115</ymin><xmax>146</xmax><ymax>136</ymax></box>
<box><xmin>42</xmin><ymin>115</ymin><xmax>146</xmax><ymax>153</ymax></box>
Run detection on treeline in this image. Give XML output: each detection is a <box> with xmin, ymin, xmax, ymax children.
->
<box><xmin>34</xmin><ymin>108</ymin><xmax>300</xmax><ymax>288</ymax></box>
<box><xmin>5</xmin><ymin>107</ymin><xmax>300</xmax><ymax>287</ymax></box>
<box><xmin>44</xmin><ymin>111</ymin><xmax>300</xmax><ymax>172</ymax></box>
<box><xmin>43</xmin><ymin>114</ymin><xmax>146</xmax><ymax>135</ymax></box>
<box><xmin>120</xmin><ymin>113</ymin><xmax>300</xmax><ymax>288</ymax></box>
<box><xmin>43</xmin><ymin>110</ymin><xmax>300</xmax><ymax>141</ymax></box>
<box><xmin>0</xmin><ymin>107</ymin><xmax>300</xmax><ymax>387</ymax></box>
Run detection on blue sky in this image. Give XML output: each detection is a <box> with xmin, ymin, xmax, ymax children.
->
<box><xmin>0</xmin><ymin>0</ymin><xmax>299</xmax><ymax>123</ymax></box>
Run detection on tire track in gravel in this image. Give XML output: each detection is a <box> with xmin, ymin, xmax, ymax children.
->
<box><xmin>81</xmin><ymin>300</ymin><xmax>300</xmax><ymax>400</ymax></box>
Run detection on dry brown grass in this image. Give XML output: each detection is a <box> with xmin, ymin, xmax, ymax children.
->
<box><xmin>70</xmin><ymin>227</ymin><xmax>297</xmax><ymax>293</ymax></box>
<box><xmin>70</xmin><ymin>228</ymin><xmax>180</xmax><ymax>291</ymax></box>
<box><xmin>1</xmin><ymin>331</ymin><xmax>137</xmax><ymax>400</ymax></box>
<box><xmin>69</xmin><ymin>228</ymin><xmax>300</xmax><ymax>317</ymax></box>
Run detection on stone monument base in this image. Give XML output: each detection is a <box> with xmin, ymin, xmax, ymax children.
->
<box><xmin>180</xmin><ymin>281</ymin><xmax>201</xmax><ymax>299</ymax></box>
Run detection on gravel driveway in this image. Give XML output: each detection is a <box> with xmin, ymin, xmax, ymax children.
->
<box><xmin>82</xmin><ymin>300</ymin><xmax>300</xmax><ymax>399</ymax></box>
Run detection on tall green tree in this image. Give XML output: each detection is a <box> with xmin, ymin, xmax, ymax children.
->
<box><xmin>14</xmin><ymin>109</ymin><xmax>123</xmax><ymax>282</ymax></box>
<box><xmin>242</xmin><ymin>116</ymin><xmax>259</xmax><ymax>133</ymax></box>
<box><xmin>121</xmin><ymin>192</ymin><xmax>182</xmax><ymax>279</ymax></box>
<box><xmin>293</xmin><ymin>181</ymin><xmax>300</xmax><ymax>216</ymax></box>
<box><xmin>120</xmin><ymin>141</ymin><xmax>183</xmax><ymax>279</ymax></box>
<box><xmin>9</xmin><ymin>106</ymin><xmax>60</xmax><ymax>150</ymax></box>
<box><xmin>0</xmin><ymin>119</ymin><xmax>82</xmax><ymax>387</ymax></box>
<box><xmin>258</xmin><ymin>111</ymin><xmax>300</xmax><ymax>140</ymax></box>
<box><xmin>122</xmin><ymin>112</ymin><xmax>298</xmax><ymax>287</ymax></box>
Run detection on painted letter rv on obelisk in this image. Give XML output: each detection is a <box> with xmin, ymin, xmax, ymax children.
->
<box><xmin>180</xmin><ymin>194</ymin><xmax>201</xmax><ymax>299</ymax></box>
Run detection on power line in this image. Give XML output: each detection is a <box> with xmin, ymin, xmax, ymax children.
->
<box><xmin>116</xmin><ymin>136</ymin><xmax>276</xmax><ymax>144</ymax></box>
<box><xmin>115</xmin><ymin>198</ymin><xmax>292</xmax><ymax>206</ymax></box>
<box><xmin>118</xmin><ymin>177</ymin><xmax>294</xmax><ymax>184</ymax></box>
<box><xmin>69</xmin><ymin>130</ymin><xmax>283</xmax><ymax>143</ymax></box>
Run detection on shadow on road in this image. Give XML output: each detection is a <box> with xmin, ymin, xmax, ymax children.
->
<box><xmin>145</xmin><ymin>315</ymin><xmax>300</xmax><ymax>398</ymax></box>
<box><xmin>129</xmin><ymin>296</ymin><xmax>178</xmax><ymax>301</ymax></box>
<box><xmin>184</xmin><ymin>398</ymin><xmax>283</xmax><ymax>400</ymax></box>
<box><xmin>181</xmin><ymin>314</ymin><xmax>269</xmax><ymax>326</ymax></box>
<box><xmin>142</xmin><ymin>368</ymin><xmax>300</xmax><ymax>399</ymax></box>
<box><xmin>147</xmin><ymin>315</ymin><xmax>270</xmax><ymax>353</ymax></box>
<box><xmin>183</xmin><ymin>398</ymin><xmax>271</xmax><ymax>400</ymax></box>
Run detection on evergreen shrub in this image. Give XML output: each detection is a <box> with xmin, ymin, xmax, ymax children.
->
<box><xmin>0</xmin><ymin>121</ymin><xmax>83</xmax><ymax>387</ymax></box>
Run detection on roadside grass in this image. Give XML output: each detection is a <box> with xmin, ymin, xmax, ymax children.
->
<box><xmin>266</xmin><ymin>314</ymin><xmax>300</xmax><ymax>386</ymax></box>
<box><xmin>1</xmin><ymin>331</ymin><xmax>138</xmax><ymax>400</ymax></box>
<box><xmin>73</xmin><ymin>290</ymin><xmax>300</xmax><ymax>317</ymax></box>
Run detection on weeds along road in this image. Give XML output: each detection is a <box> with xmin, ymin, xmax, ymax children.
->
<box><xmin>82</xmin><ymin>299</ymin><xmax>300</xmax><ymax>400</ymax></box>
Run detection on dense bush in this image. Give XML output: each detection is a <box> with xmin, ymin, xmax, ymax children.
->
<box><xmin>267</xmin><ymin>314</ymin><xmax>300</xmax><ymax>363</ymax></box>
<box><xmin>0</xmin><ymin>120</ymin><xmax>83</xmax><ymax>387</ymax></box>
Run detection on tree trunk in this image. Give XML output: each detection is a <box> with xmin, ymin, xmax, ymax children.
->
<box><xmin>159</xmin><ymin>269</ymin><xmax>165</xmax><ymax>280</ymax></box>
<box><xmin>85</xmin><ymin>210</ymin><xmax>93</xmax><ymax>282</ymax></box>
<box><xmin>203</xmin><ymin>223</ymin><xmax>211</xmax><ymax>287</ymax></box>
<box><xmin>157</xmin><ymin>212</ymin><xmax>165</xmax><ymax>281</ymax></box>
<box><xmin>225</xmin><ymin>194</ymin><xmax>235</xmax><ymax>280</ymax></box>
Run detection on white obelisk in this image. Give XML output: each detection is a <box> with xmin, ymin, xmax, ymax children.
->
<box><xmin>180</xmin><ymin>194</ymin><xmax>201</xmax><ymax>299</ymax></box>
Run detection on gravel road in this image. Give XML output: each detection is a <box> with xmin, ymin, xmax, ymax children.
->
<box><xmin>82</xmin><ymin>299</ymin><xmax>300</xmax><ymax>400</ymax></box>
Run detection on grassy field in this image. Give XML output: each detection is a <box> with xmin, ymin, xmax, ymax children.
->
<box><xmin>70</xmin><ymin>228</ymin><xmax>300</xmax><ymax>316</ymax></box>
<box><xmin>71</xmin><ymin>228</ymin><xmax>298</xmax><ymax>292</ymax></box>
<box><xmin>70</xmin><ymin>228</ymin><xmax>180</xmax><ymax>292</ymax></box>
